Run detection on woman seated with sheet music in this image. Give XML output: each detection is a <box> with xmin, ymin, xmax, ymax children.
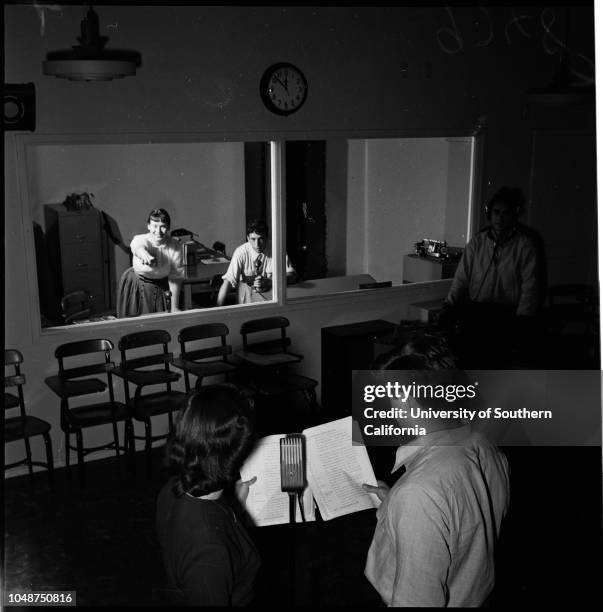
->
<box><xmin>156</xmin><ymin>385</ymin><xmax>259</xmax><ymax>606</ymax></box>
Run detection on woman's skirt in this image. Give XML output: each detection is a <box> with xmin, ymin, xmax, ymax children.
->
<box><xmin>116</xmin><ymin>267</ymin><xmax>170</xmax><ymax>318</ymax></box>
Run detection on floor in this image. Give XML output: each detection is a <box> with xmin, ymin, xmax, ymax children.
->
<box><xmin>3</xmin><ymin>398</ymin><xmax>602</xmax><ymax>607</ymax></box>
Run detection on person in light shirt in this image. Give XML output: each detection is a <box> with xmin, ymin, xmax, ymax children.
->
<box><xmin>440</xmin><ymin>187</ymin><xmax>545</xmax><ymax>367</ymax></box>
<box><xmin>363</xmin><ymin>333</ymin><xmax>510</xmax><ymax>607</ymax></box>
<box><xmin>116</xmin><ymin>208</ymin><xmax>184</xmax><ymax>317</ymax></box>
<box><xmin>216</xmin><ymin>218</ymin><xmax>296</xmax><ymax>306</ymax></box>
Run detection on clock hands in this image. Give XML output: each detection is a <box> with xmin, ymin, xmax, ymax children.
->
<box><xmin>275</xmin><ymin>76</ymin><xmax>289</xmax><ymax>92</ymax></box>
<box><xmin>262</xmin><ymin>63</ymin><xmax>307</xmax><ymax>114</ymax></box>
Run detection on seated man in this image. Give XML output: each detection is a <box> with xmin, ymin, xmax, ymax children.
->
<box><xmin>441</xmin><ymin>187</ymin><xmax>545</xmax><ymax>366</ymax></box>
<box><xmin>216</xmin><ymin>219</ymin><xmax>296</xmax><ymax>306</ymax></box>
<box><xmin>363</xmin><ymin>333</ymin><xmax>510</xmax><ymax>607</ymax></box>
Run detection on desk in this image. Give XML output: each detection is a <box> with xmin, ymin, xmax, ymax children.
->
<box><xmin>403</xmin><ymin>254</ymin><xmax>459</xmax><ymax>283</ymax></box>
<box><xmin>184</xmin><ymin>272</ymin><xmax>381</xmax><ymax>309</ymax></box>
<box><xmin>287</xmin><ymin>274</ymin><xmax>377</xmax><ymax>298</ymax></box>
<box><xmin>181</xmin><ymin>254</ymin><xmax>230</xmax><ymax>310</ymax></box>
<box><xmin>236</xmin><ymin>273</ymin><xmax>380</xmax><ymax>305</ymax></box>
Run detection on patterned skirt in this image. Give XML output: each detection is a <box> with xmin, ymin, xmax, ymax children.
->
<box><xmin>116</xmin><ymin>267</ymin><xmax>170</xmax><ymax>318</ymax></box>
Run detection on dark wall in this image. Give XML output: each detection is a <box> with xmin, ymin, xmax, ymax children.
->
<box><xmin>6</xmin><ymin>4</ymin><xmax>595</xmax><ymax>242</ymax></box>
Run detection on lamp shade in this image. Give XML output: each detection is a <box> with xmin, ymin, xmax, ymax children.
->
<box><xmin>43</xmin><ymin>59</ymin><xmax>136</xmax><ymax>82</ymax></box>
<box><xmin>42</xmin><ymin>6</ymin><xmax>140</xmax><ymax>81</ymax></box>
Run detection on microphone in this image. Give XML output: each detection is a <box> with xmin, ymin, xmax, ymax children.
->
<box><xmin>254</xmin><ymin>254</ymin><xmax>264</xmax><ymax>277</ymax></box>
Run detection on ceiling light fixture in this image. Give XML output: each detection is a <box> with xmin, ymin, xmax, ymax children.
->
<box><xmin>42</xmin><ymin>5</ymin><xmax>141</xmax><ymax>81</ymax></box>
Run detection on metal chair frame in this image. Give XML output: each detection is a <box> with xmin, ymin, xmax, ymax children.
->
<box><xmin>60</xmin><ymin>289</ymin><xmax>92</xmax><ymax>324</ymax></box>
<box><xmin>237</xmin><ymin>316</ymin><xmax>318</xmax><ymax>406</ymax></box>
<box><xmin>172</xmin><ymin>323</ymin><xmax>239</xmax><ymax>392</ymax></box>
<box><xmin>45</xmin><ymin>339</ymin><xmax>132</xmax><ymax>483</ymax></box>
<box><xmin>5</xmin><ymin>349</ymin><xmax>54</xmax><ymax>481</ymax></box>
<box><xmin>113</xmin><ymin>330</ymin><xmax>187</xmax><ymax>471</ymax></box>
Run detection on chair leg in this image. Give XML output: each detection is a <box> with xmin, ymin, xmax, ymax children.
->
<box><xmin>43</xmin><ymin>433</ymin><xmax>54</xmax><ymax>472</ymax></box>
<box><xmin>42</xmin><ymin>432</ymin><xmax>55</xmax><ymax>489</ymax></box>
<box><xmin>124</xmin><ymin>420</ymin><xmax>136</xmax><ymax>478</ymax></box>
<box><xmin>144</xmin><ymin>418</ymin><xmax>153</xmax><ymax>475</ymax></box>
<box><xmin>65</xmin><ymin>432</ymin><xmax>71</xmax><ymax>468</ymax></box>
<box><xmin>24</xmin><ymin>436</ymin><xmax>34</xmax><ymax>476</ymax></box>
<box><xmin>75</xmin><ymin>429</ymin><xmax>85</xmax><ymax>487</ymax></box>
<box><xmin>112</xmin><ymin>420</ymin><xmax>120</xmax><ymax>457</ymax></box>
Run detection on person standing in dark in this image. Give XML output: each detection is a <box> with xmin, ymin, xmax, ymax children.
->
<box><xmin>441</xmin><ymin>187</ymin><xmax>545</xmax><ymax>367</ymax></box>
<box><xmin>156</xmin><ymin>385</ymin><xmax>259</xmax><ymax>606</ymax></box>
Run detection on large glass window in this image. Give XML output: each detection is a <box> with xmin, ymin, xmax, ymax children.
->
<box><xmin>285</xmin><ymin>137</ymin><xmax>475</xmax><ymax>298</ymax></box>
<box><xmin>23</xmin><ymin>135</ymin><xmax>475</xmax><ymax>329</ymax></box>
<box><xmin>24</xmin><ymin>139</ymin><xmax>274</xmax><ymax>328</ymax></box>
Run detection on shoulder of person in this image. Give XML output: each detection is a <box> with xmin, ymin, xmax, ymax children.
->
<box><xmin>232</xmin><ymin>242</ymin><xmax>251</xmax><ymax>258</ymax></box>
<box><xmin>130</xmin><ymin>233</ymin><xmax>149</xmax><ymax>246</ymax></box>
<box><xmin>463</xmin><ymin>231</ymin><xmax>487</xmax><ymax>251</ymax></box>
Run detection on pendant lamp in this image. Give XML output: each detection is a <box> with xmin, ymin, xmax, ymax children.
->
<box><xmin>42</xmin><ymin>5</ymin><xmax>140</xmax><ymax>81</ymax></box>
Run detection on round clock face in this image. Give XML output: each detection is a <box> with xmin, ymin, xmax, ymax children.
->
<box><xmin>260</xmin><ymin>63</ymin><xmax>308</xmax><ymax>116</ymax></box>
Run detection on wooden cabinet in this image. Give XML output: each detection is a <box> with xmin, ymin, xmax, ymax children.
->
<box><xmin>321</xmin><ymin>319</ymin><xmax>396</xmax><ymax>416</ymax></box>
<box><xmin>44</xmin><ymin>204</ymin><xmax>111</xmax><ymax>314</ymax></box>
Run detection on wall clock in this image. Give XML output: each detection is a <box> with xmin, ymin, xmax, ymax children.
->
<box><xmin>260</xmin><ymin>62</ymin><xmax>308</xmax><ymax>116</ymax></box>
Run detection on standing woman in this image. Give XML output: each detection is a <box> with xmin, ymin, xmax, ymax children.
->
<box><xmin>117</xmin><ymin>208</ymin><xmax>183</xmax><ymax>317</ymax></box>
<box><xmin>156</xmin><ymin>385</ymin><xmax>260</xmax><ymax>606</ymax></box>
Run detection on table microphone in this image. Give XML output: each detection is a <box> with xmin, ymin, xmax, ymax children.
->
<box><xmin>254</xmin><ymin>254</ymin><xmax>264</xmax><ymax>277</ymax></box>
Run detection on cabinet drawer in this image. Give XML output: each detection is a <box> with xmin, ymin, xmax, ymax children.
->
<box><xmin>60</xmin><ymin>242</ymin><xmax>103</xmax><ymax>270</ymax></box>
<box><xmin>62</xmin><ymin>268</ymin><xmax>104</xmax><ymax>295</ymax></box>
<box><xmin>59</xmin><ymin>214</ymin><xmax>100</xmax><ymax>245</ymax></box>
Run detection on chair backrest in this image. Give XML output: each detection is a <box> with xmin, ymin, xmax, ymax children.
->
<box><xmin>55</xmin><ymin>339</ymin><xmax>115</xmax><ymax>378</ymax></box>
<box><xmin>54</xmin><ymin>341</ymin><xmax>117</xmax><ymax>405</ymax></box>
<box><xmin>4</xmin><ymin>349</ymin><xmax>26</xmax><ymax>417</ymax></box>
<box><xmin>118</xmin><ymin>330</ymin><xmax>174</xmax><ymax>371</ymax></box>
<box><xmin>212</xmin><ymin>241</ymin><xmax>226</xmax><ymax>255</ymax></box>
<box><xmin>178</xmin><ymin>323</ymin><xmax>232</xmax><ymax>362</ymax></box>
<box><xmin>61</xmin><ymin>290</ymin><xmax>92</xmax><ymax>324</ymax></box>
<box><xmin>240</xmin><ymin>316</ymin><xmax>292</xmax><ymax>353</ymax></box>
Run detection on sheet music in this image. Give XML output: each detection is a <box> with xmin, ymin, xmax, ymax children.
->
<box><xmin>305</xmin><ymin>416</ymin><xmax>381</xmax><ymax>521</ymax></box>
<box><xmin>240</xmin><ymin>435</ymin><xmax>316</xmax><ymax>527</ymax></box>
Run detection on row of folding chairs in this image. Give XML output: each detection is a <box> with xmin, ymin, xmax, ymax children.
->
<box><xmin>5</xmin><ymin>316</ymin><xmax>318</xmax><ymax>485</ymax></box>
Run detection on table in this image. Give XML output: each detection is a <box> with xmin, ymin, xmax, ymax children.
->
<box><xmin>286</xmin><ymin>274</ymin><xmax>377</xmax><ymax>298</ymax></box>
<box><xmin>181</xmin><ymin>251</ymin><xmax>230</xmax><ymax>310</ymax></box>
<box><xmin>403</xmin><ymin>253</ymin><xmax>459</xmax><ymax>283</ymax></box>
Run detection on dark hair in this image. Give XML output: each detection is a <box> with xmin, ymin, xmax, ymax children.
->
<box><xmin>372</xmin><ymin>334</ymin><xmax>468</xmax><ymax>411</ymax></box>
<box><xmin>373</xmin><ymin>333</ymin><xmax>457</xmax><ymax>372</ymax></box>
<box><xmin>246</xmin><ymin>218</ymin><xmax>269</xmax><ymax>237</ymax></box>
<box><xmin>165</xmin><ymin>385</ymin><xmax>255</xmax><ymax>497</ymax></box>
<box><xmin>147</xmin><ymin>208</ymin><xmax>171</xmax><ymax>227</ymax></box>
<box><xmin>485</xmin><ymin>187</ymin><xmax>525</xmax><ymax>219</ymax></box>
